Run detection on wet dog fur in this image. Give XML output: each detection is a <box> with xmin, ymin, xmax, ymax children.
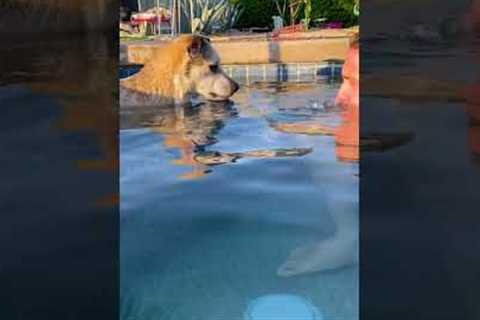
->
<box><xmin>120</xmin><ymin>35</ymin><xmax>239</xmax><ymax>107</ymax></box>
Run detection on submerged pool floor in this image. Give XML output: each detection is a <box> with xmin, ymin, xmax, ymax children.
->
<box><xmin>120</xmin><ymin>81</ymin><xmax>359</xmax><ymax>320</ymax></box>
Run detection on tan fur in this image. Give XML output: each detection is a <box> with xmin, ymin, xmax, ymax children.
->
<box><xmin>120</xmin><ymin>35</ymin><xmax>238</xmax><ymax>107</ymax></box>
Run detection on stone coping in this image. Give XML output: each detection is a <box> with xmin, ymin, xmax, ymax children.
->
<box><xmin>120</xmin><ymin>28</ymin><xmax>356</xmax><ymax>65</ymax></box>
<box><xmin>121</xmin><ymin>27</ymin><xmax>357</xmax><ymax>46</ymax></box>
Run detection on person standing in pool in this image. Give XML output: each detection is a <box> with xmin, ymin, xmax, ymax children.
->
<box><xmin>272</xmin><ymin>34</ymin><xmax>360</xmax><ymax>162</ymax></box>
<box><xmin>276</xmin><ymin>36</ymin><xmax>360</xmax><ymax>277</ymax></box>
<box><xmin>333</xmin><ymin>35</ymin><xmax>360</xmax><ymax>161</ymax></box>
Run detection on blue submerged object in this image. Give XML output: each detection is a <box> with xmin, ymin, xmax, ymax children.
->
<box><xmin>244</xmin><ymin>294</ymin><xmax>323</xmax><ymax>320</ymax></box>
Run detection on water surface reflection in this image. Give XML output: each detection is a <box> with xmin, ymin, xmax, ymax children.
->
<box><xmin>121</xmin><ymin>80</ymin><xmax>359</xmax><ymax>320</ymax></box>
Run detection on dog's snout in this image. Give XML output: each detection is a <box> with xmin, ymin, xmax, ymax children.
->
<box><xmin>232</xmin><ymin>81</ymin><xmax>239</xmax><ymax>94</ymax></box>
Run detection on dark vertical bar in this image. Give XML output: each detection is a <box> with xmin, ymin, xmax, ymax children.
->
<box><xmin>0</xmin><ymin>2</ymin><xmax>119</xmax><ymax>320</ymax></box>
<box><xmin>361</xmin><ymin>0</ymin><xmax>480</xmax><ymax>319</ymax></box>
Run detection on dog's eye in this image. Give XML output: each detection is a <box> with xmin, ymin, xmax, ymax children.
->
<box><xmin>209</xmin><ymin>65</ymin><xmax>219</xmax><ymax>73</ymax></box>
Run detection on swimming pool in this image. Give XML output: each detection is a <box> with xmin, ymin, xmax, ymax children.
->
<box><xmin>120</xmin><ymin>75</ymin><xmax>359</xmax><ymax>319</ymax></box>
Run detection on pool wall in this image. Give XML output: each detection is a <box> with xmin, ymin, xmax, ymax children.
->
<box><xmin>120</xmin><ymin>29</ymin><xmax>354</xmax><ymax>66</ymax></box>
<box><xmin>223</xmin><ymin>63</ymin><xmax>342</xmax><ymax>85</ymax></box>
<box><xmin>119</xmin><ymin>63</ymin><xmax>343</xmax><ymax>83</ymax></box>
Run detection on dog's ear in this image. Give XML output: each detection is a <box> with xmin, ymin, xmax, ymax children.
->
<box><xmin>187</xmin><ymin>36</ymin><xmax>204</xmax><ymax>59</ymax></box>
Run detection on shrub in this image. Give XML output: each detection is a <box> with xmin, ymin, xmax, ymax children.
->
<box><xmin>311</xmin><ymin>0</ymin><xmax>358</xmax><ymax>27</ymax></box>
<box><xmin>234</xmin><ymin>0</ymin><xmax>277</xmax><ymax>29</ymax></box>
<box><xmin>182</xmin><ymin>0</ymin><xmax>243</xmax><ymax>34</ymax></box>
<box><xmin>234</xmin><ymin>0</ymin><xmax>358</xmax><ymax>30</ymax></box>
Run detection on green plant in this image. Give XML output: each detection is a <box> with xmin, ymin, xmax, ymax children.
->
<box><xmin>311</xmin><ymin>0</ymin><xmax>358</xmax><ymax>27</ymax></box>
<box><xmin>253</xmin><ymin>0</ymin><xmax>304</xmax><ymax>27</ymax></box>
<box><xmin>274</xmin><ymin>0</ymin><xmax>288</xmax><ymax>24</ymax></box>
<box><xmin>235</xmin><ymin>0</ymin><xmax>358</xmax><ymax>30</ymax></box>
<box><xmin>288</xmin><ymin>0</ymin><xmax>303</xmax><ymax>25</ymax></box>
<box><xmin>303</xmin><ymin>0</ymin><xmax>312</xmax><ymax>29</ymax></box>
<box><xmin>181</xmin><ymin>0</ymin><xmax>243</xmax><ymax>34</ymax></box>
<box><xmin>235</xmin><ymin>0</ymin><xmax>277</xmax><ymax>29</ymax></box>
<box><xmin>353</xmin><ymin>0</ymin><xmax>359</xmax><ymax>17</ymax></box>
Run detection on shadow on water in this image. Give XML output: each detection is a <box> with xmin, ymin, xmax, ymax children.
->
<box><xmin>0</xmin><ymin>34</ymin><xmax>118</xmax><ymax>318</ymax></box>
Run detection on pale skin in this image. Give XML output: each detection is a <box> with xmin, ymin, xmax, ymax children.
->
<box><xmin>272</xmin><ymin>43</ymin><xmax>360</xmax><ymax>162</ymax></box>
<box><xmin>276</xmin><ymin>48</ymin><xmax>360</xmax><ymax>275</ymax></box>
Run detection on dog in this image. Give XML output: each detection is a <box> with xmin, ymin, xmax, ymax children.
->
<box><xmin>120</xmin><ymin>35</ymin><xmax>239</xmax><ymax>107</ymax></box>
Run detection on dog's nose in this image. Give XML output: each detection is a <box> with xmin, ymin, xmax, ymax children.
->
<box><xmin>232</xmin><ymin>82</ymin><xmax>240</xmax><ymax>94</ymax></box>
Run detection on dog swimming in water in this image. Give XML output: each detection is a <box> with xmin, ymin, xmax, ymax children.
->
<box><xmin>120</xmin><ymin>35</ymin><xmax>239</xmax><ymax>107</ymax></box>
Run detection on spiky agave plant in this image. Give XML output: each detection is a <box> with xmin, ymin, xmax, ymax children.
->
<box><xmin>181</xmin><ymin>0</ymin><xmax>242</xmax><ymax>34</ymax></box>
<box><xmin>220</xmin><ymin>0</ymin><xmax>243</xmax><ymax>30</ymax></box>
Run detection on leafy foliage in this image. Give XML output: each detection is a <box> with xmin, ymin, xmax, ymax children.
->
<box><xmin>234</xmin><ymin>0</ymin><xmax>358</xmax><ymax>29</ymax></box>
<box><xmin>181</xmin><ymin>0</ymin><xmax>243</xmax><ymax>34</ymax></box>
<box><xmin>303</xmin><ymin>0</ymin><xmax>312</xmax><ymax>29</ymax></box>
<box><xmin>235</xmin><ymin>0</ymin><xmax>278</xmax><ymax>29</ymax></box>
<box><xmin>310</xmin><ymin>0</ymin><xmax>358</xmax><ymax>27</ymax></box>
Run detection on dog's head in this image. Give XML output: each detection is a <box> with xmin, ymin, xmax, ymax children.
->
<box><xmin>181</xmin><ymin>35</ymin><xmax>239</xmax><ymax>102</ymax></box>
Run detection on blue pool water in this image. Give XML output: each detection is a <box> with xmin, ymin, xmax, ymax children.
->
<box><xmin>120</xmin><ymin>79</ymin><xmax>359</xmax><ymax>319</ymax></box>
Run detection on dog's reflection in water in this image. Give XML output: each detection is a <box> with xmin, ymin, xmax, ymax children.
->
<box><xmin>121</xmin><ymin>101</ymin><xmax>312</xmax><ymax>180</ymax></box>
